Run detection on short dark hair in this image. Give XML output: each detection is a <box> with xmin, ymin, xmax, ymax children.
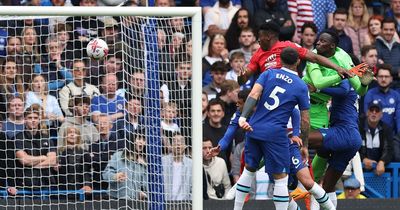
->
<box><xmin>207</xmin><ymin>98</ymin><xmax>225</xmax><ymax>112</ymax></box>
<box><xmin>210</xmin><ymin>61</ymin><xmax>228</xmax><ymax>72</ymax></box>
<box><xmin>361</xmin><ymin>45</ymin><xmax>377</xmax><ymax>57</ymax></box>
<box><xmin>258</xmin><ymin>21</ymin><xmax>280</xmax><ymax>36</ymax></box>
<box><xmin>301</xmin><ymin>22</ymin><xmax>318</xmax><ymax>34</ymax></box>
<box><xmin>376</xmin><ymin>63</ymin><xmax>393</xmax><ymax>75</ymax></box>
<box><xmin>334</xmin><ymin>7</ymin><xmax>348</xmax><ymax>16</ymax></box>
<box><xmin>320</xmin><ymin>29</ymin><xmax>339</xmax><ymax>46</ymax></box>
<box><xmin>382</xmin><ymin>17</ymin><xmax>397</xmax><ymax>29</ymax></box>
<box><xmin>238</xmin><ymin>89</ymin><xmax>251</xmax><ymax>101</ymax></box>
<box><xmin>281</xmin><ymin>47</ymin><xmax>299</xmax><ymax>65</ymax></box>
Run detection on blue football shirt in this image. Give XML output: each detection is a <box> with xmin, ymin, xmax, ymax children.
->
<box><xmin>248</xmin><ymin>67</ymin><xmax>310</xmax><ymax>141</ymax></box>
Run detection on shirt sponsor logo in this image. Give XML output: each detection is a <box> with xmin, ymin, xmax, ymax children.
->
<box><xmin>264</xmin><ymin>54</ymin><xmax>277</xmax><ymax>70</ymax></box>
<box><xmin>382</xmin><ymin>107</ymin><xmax>395</xmax><ymax>115</ymax></box>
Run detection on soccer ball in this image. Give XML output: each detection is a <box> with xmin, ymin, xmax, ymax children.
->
<box><xmin>86</xmin><ymin>38</ymin><xmax>109</xmax><ymax>60</ymax></box>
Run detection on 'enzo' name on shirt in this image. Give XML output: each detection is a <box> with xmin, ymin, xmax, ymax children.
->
<box><xmin>276</xmin><ymin>73</ymin><xmax>293</xmax><ymax>84</ymax></box>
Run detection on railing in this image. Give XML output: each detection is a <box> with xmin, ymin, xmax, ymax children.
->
<box><xmin>363</xmin><ymin>163</ymin><xmax>400</xmax><ymax>198</ymax></box>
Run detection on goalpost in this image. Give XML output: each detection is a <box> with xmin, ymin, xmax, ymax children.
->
<box><xmin>0</xmin><ymin>6</ymin><xmax>202</xmax><ymax>210</ymax></box>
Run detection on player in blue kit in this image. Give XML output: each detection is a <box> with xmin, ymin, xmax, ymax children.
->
<box><xmin>235</xmin><ymin>47</ymin><xmax>335</xmax><ymax>210</ymax></box>
<box><xmin>308</xmin><ymin>79</ymin><xmax>367</xmax><ymax>209</ymax></box>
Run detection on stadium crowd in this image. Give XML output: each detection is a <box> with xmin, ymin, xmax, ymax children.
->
<box><xmin>0</xmin><ymin>0</ymin><xmax>399</xmax><ymax>205</ymax></box>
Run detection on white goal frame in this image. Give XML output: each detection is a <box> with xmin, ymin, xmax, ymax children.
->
<box><xmin>0</xmin><ymin>6</ymin><xmax>203</xmax><ymax>210</ymax></box>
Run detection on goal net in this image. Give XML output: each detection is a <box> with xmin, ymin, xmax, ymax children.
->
<box><xmin>0</xmin><ymin>6</ymin><xmax>202</xmax><ymax>210</ymax></box>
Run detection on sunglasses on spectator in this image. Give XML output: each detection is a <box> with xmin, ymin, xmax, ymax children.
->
<box><xmin>369</xmin><ymin>107</ymin><xmax>381</xmax><ymax>113</ymax></box>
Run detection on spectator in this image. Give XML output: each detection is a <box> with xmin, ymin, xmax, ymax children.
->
<box><xmin>2</xmin><ymin>95</ymin><xmax>24</xmax><ymax>139</ymax></box>
<box><xmin>155</xmin><ymin>0</ymin><xmax>171</xmax><ymax>7</ymax></box>
<box><xmin>100</xmin><ymin>17</ymin><xmax>122</xmax><ymax>54</ymax></box>
<box><xmin>4</xmin><ymin>36</ymin><xmax>22</xmax><ymax>65</ymax></box>
<box><xmin>343</xmin><ymin>0</ymin><xmax>370</xmax><ymax>58</ymax></box>
<box><xmin>225</xmin><ymin>8</ymin><xmax>254</xmax><ymax>51</ymax></box>
<box><xmin>287</xmin><ymin>0</ymin><xmax>314</xmax><ymax>43</ymax></box>
<box><xmin>375</xmin><ymin>18</ymin><xmax>400</xmax><ymax>79</ymax></box>
<box><xmin>217</xmin><ymin>80</ymin><xmax>240</xmax><ymax>126</ymax></box>
<box><xmin>25</xmin><ymin>74</ymin><xmax>64</xmax><ymax>136</ymax></box>
<box><xmin>229</xmin><ymin>27</ymin><xmax>256</xmax><ymax>63</ymax></box>
<box><xmin>123</xmin><ymin>70</ymin><xmax>145</xmax><ymax>101</ymax></box>
<box><xmin>161</xmin><ymin>102</ymin><xmax>180</xmax><ymax>134</ymax></box>
<box><xmin>102</xmin><ymin>131</ymin><xmax>147</xmax><ymax>199</ymax></box>
<box><xmin>310</xmin><ymin>0</ymin><xmax>336</xmax><ymax>34</ymax></box>
<box><xmin>15</xmin><ymin>104</ymin><xmax>57</xmax><ymax>191</ymax></box>
<box><xmin>342</xmin><ymin>152</ymin><xmax>365</xmax><ymax>192</ymax></box>
<box><xmin>91</xmin><ymin>74</ymin><xmax>125</xmax><ymax>123</ymax></box>
<box><xmin>162</xmin><ymin>134</ymin><xmax>192</xmax><ymax>200</ymax></box>
<box><xmin>202</xmin><ymin>99</ymin><xmax>230</xmax><ymax>169</ymax></box>
<box><xmin>53</xmin><ymin>23</ymin><xmax>74</xmax><ymax>63</ymax></box>
<box><xmin>58</xmin><ymin>96</ymin><xmax>99</xmax><ymax>150</ymax></box>
<box><xmin>360</xmin><ymin>100</ymin><xmax>394</xmax><ymax>176</ymax></box>
<box><xmin>0</xmin><ymin>59</ymin><xmax>24</xmax><ymax>120</ymax></box>
<box><xmin>254</xmin><ymin>0</ymin><xmax>295</xmax><ymax>41</ymax></box>
<box><xmin>363</xmin><ymin>64</ymin><xmax>400</xmax><ymax>134</ymax></box>
<box><xmin>297</xmin><ymin>22</ymin><xmax>318</xmax><ymax>76</ymax></box>
<box><xmin>364</xmin><ymin>15</ymin><xmax>384</xmax><ymax>46</ymax></box>
<box><xmin>361</xmin><ymin>45</ymin><xmax>378</xmax><ymax>75</ymax></box>
<box><xmin>116</xmin><ymin>97</ymin><xmax>143</xmax><ymax>136</ymax></box>
<box><xmin>203</xmin><ymin>138</ymin><xmax>231</xmax><ymax>199</ymax></box>
<box><xmin>59</xmin><ymin>60</ymin><xmax>100</xmax><ymax>117</ymax></box>
<box><xmin>203</xmin><ymin>61</ymin><xmax>228</xmax><ymax>100</ymax></box>
<box><xmin>331</xmin><ymin>8</ymin><xmax>354</xmax><ymax>54</ymax></box>
<box><xmin>226</xmin><ymin>51</ymin><xmax>246</xmax><ymax>82</ymax></box>
<box><xmin>202</xmin><ymin>91</ymin><xmax>209</xmax><ymax>122</ymax></box>
<box><xmin>20</xmin><ymin>26</ymin><xmax>40</xmax><ymax>84</ymax></box>
<box><xmin>203</xmin><ymin>0</ymin><xmax>239</xmax><ymax>38</ymax></box>
<box><xmin>385</xmin><ymin>0</ymin><xmax>400</xmax><ymax>35</ymax></box>
<box><xmin>35</xmin><ymin>36</ymin><xmax>73</xmax><ymax>96</ymax></box>
<box><xmin>202</xmin><ymin>34</ymin><xmax>229</xmax><ymax>86</ymax></box>
<box><xmin>90</xmin><ymin>114</ymin><xmax>124</xmax><ymax>190</ymax></box>
<box><xmin>56</xmin><ymin>127</ymin><xmax>92</xmax><ymax>192</ymax></box>
<box><xmin>337</xmin><ymin>178</ymin><xmax>367</xmax><ymax>199</ymax></box>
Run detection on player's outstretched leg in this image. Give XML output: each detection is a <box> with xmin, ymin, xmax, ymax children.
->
<box><xmin>311</xmin><ymin>154</ymin><xmax>328</xmax><ymax>183</ymax></box>
<box><xmin>273</xmin><ymin>174</ymin><xmax>290</xmax><ymax>210</ymax></box>
<box><xmin>297</xmin><ymin>168</ymin><xmax>336</xmax><ymax>210</ymax></box>
<box><xmin>234</xmin><ymin>168</ymin><xmax>255</xmax><ymax>210</ymax></box>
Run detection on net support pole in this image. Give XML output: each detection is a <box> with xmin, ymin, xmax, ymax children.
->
<box><xmin>143</xmin><ymin>18</ymin><xmax>164</xmax><ymax>210</ymax></box>
<box><xmin>191</xmin><ymin>8</ymin><xmax>203</xmax><ymax>210</ymax></box>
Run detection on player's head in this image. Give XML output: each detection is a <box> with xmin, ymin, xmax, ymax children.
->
<box><xmin>258</xmin><ymin>21</ymin><xmax>280</xmax><ymax>51</ymax></box>
<box><xmin>281</xmin><ymin>47</ymin><xmax>300</xmax><ymax>70</ymax></box>
<box><xmin>316</xmin><ymin>29</ymin><xmax>339</xmax><ymax>56</ymax></box>
<box><xmin>376</xmin><ymin>64</ymin><xmax>393</xmax><ymax>89</ymax></box>
<box><xmin>237</xmin><ymin>89</ymin><xmax>251</xmax><ymax>112</ymax></box>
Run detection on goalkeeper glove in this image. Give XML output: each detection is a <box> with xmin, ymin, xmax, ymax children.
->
<box><xmin>349</xmin><ymin>63</ymin><xmax>370</xmax><ymax>77</ymax></box>
<box><xmin>360</xmin><ymin>68</ymin><xmax>375</xmax><ymax>86</ymax></box>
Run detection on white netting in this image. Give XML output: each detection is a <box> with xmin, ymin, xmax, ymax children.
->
<box><xmin>0</xmin><ymin>12</ymin><xmax>193</xmax><ymax>210</ymax></box>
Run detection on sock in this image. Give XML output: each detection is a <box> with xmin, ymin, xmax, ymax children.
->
<box><xmin>310</xmin><ymin>195</ymin><xmax>319</xmax><ymax>210</ymax></box>
<box><xmin>309</xmin><ymin>183</ymin><xmax>335</xmax><ymax>210</ymax></box>
<box><xmin>311</xmin><ymin>155</ymin><xmax>328</xmax><ymax>183</ymax></box>
<box><xmin>234</xmin><ymin>168</ymin><xmax>254</xmax><ymax>210</ymax></box>
<box><xmin>273</xmin><ymin>176</ymin><xmax>289</xmax><ymax>210</ymax></box>
<box><xmin>328</xmin><ymin>192</ymin><xmax>337</xmax><ymax>208</ymax></box>
<box><xmin>288</xmin><ymin>199</ymin><xmax>300</xmax><ymax>210</ymax></box>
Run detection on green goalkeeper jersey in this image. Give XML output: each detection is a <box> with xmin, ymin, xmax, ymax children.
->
<box><xmin>303</xmin><ymin>47</ymin><xmax>368</xmax><ymax>129</ymax></box>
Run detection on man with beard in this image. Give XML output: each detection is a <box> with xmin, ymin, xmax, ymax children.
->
<box><xmin>226</xmin><ymin>8</ymin><xmax>254</xmax><ymax>51</ymax></box>
<box><xmin>363</xmin><ymin>64</ymin><xmax>400</xmax><ymax>134</ymax></box>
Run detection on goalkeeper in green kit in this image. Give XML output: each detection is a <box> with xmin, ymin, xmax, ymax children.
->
<box><xmin>302</xmin><ymin>29</ymin><xmax>372</xmax><ymax>185</ymax></box>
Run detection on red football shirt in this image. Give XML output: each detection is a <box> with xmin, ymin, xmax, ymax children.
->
<box><xmin>247</xmin><ymin>41</ymin><xmax>308</xmax><ymax>73</ymax></box>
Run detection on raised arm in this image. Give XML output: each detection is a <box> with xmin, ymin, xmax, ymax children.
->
<box><xmin>305</xmin><ymin>51</ymin><xmax>351</xmax><ymax>78</ymax></box>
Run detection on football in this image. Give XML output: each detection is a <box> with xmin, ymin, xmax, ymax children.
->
<box><xmin>86</xmin><ymin>38</ymin><xmax>109</xmax><ymax>60</ymax></box>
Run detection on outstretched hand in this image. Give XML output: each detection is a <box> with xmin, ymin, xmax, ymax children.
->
<box><xmin>349</xmin><ymin>63</ymin><xmax>370</xmax><ymax>77</ymax></box>
<box><xmin>207</xmin><ymin>145</ymin><xmax>221</xmax><ymax>158</ymax></box>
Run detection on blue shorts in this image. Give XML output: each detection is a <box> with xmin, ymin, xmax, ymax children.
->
<box><xmin>289</xmin><ymin>143</ymin><xmax>306</xmax><ymax>174</ymax></box>
<box><xmin>245</xmin><ymin>137</ymin><xmax>290</xmax><ymax>174</ymax></box>
<box><xmin>319</xmin><ymin>126</ymin><xmax>362</xmax><ymax>172</ymax></box>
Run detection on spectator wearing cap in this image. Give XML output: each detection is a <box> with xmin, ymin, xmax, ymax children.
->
<box><xmin>58</xmin><ymin>96</ymin><xmax>99</xmax><ymax>150</ymax></box>
<box><xmin>59</xmin><ymin>60</ymin><xmax>100</xmax><ymax>117</ymax></box>
<box><xmin>359</xmin><ymin>100</ymin><xmax>394</xmax><ymax>176</ymax></box>
<box><xmin>337</xmin><ymin>178</ymin><xmax>367</xmax><ymax>199</ymax></box>
<box><xmin>100</xmin><ymin>17</ymin><xmax>122</xmax><ymax>53</ymax></box>
<box><xmin>203</xmin><ymin>61</ymin><xmax>229</xmax><ymax>100</ymax></box>
<box><xmin>363</xmin><ymin>64</ymin><xmax>400</xmax><ymax>134</ymax></box>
